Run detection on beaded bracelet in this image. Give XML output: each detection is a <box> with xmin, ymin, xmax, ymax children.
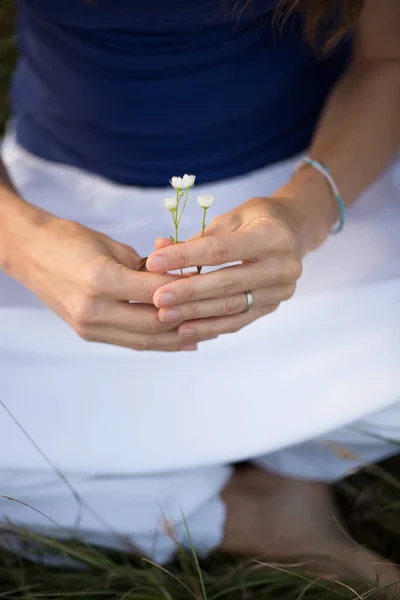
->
<box><xmin>296</xmin><ymin>156</ymin><xmax>345</xmax><ymax>234</ymax></box>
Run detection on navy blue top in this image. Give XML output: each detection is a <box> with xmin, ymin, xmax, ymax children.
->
<box><xmin>12</xmin><ymin>0</ymin><xmax>350</xmax><ymax>187</ymax></box>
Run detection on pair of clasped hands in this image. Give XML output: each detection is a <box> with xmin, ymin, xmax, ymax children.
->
<box><xmin>22</xmin><ymin>195</ymin><xmax>307</xmax><ymax>352</ymax></box>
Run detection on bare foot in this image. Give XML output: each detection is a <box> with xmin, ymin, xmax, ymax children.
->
<box><xmin>219</xmin><ymin>466</ymin><xmax>400</xmax><ymax>593</ymax></box>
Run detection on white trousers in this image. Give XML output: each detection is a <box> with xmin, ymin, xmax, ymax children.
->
<box><xmin>1</xmin><ymin>131</ymin><xmax>400</xmax><ymax>563</ymax></box>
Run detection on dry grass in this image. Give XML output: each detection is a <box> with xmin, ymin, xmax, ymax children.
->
<box><xmin>0</xmin><ymin>0</ymin><xmax>16</xmax><ymax>133</ymax></box>
<box><xmin>0</xmin><ymin>458</ymin><xmax>399</xmax><ymax>599</ymax></box>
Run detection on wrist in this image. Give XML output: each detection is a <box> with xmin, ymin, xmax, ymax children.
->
<box><xmin>0</xmin><ymin>187</ymin><xmax>53</xmax><ymax>276</ymax></box>
<box><xmin>271</xmin><ymin>167</ymin><xmax>338</xmax><ymax>255</ymax></box>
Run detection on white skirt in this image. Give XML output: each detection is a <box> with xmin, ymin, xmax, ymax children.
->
<box><xmin>1</xmin><ymin>131</ymin><xmax>400</xmax><ymax>475</ymax></box>
<box><xmin>1</xmin><ymin>131</ymin><xmax>400</xmax><ymax>562</ymax></box>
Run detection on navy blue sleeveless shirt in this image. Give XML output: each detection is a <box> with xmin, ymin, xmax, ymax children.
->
<box><xmin>12</xmin><ymin>0</ymin><xmax>350</xmax><ymax>187</ymax></box>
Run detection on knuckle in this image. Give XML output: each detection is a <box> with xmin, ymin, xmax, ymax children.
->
<box><xmin>83</xmin><ymin>257</ymin><xmax>110</xmax><ymax>295</ymax></box>
<box><xmin>279</xmin><ymin>257</ymin><xmax>302</xmax><ymax>284</ymax></box>
<box><xmin>185</xmin><ymin>286</ymin><xmax>197</xmax><ymax>303</ymax></box>
<box><xmin>270</xmin><ymin>222</ymin><xmax>296</xmax><ymax>251</ymax></box>
<box><xmin>229</xmin><ymin>320</ymin><xmax>242</xmax><ymax>333</ymax></box>
<box><xmin>70</xmin><ymin>296</ymin><xmax>97</xmax><ymax>327</ymax></box>
<box><xmin>252</xmin><ymin>217</ymin><xmax>271</xmax><ymax>234</ymax></box>
<box><xmin>149</xmin><ymin>280</ymin><xmax>163</xmax><ymax>300</ymax></box>
<box><xmin>175</xmin><ymin>244</ymin><xmax>190</xmax><ymax>268</ymax></box>
<box><xmin>148</xmin><ymin>316</ymin><xmax>165</xmax><ymax>334</ymax></box>
<box><xmin>219</xmin><ymin>273</ymin><xmax>239</xmax><ymax>297</ymax></box>
<box><xmin>279</xmin><ymin>226</ymin><xmax>296</xmax><ymax>249</ymax></box>
<box><xmin>74</xmin><ymin>325</ymin><xmax>96</xmax><ymax>342</ymax></box>
<box><xmin>281</xmin><ymin>283</ymin><xmax>297</xmax><ymax>301</ymax></box>
<box><xmin>291</xmin><ymin>258</ymin><xmax>303</xmax><ymax>281</ymax></box>
<box><xmin>208</xmin><ymin>239</ymin><xmax>229</xmax><ymax>264</ymax></box>
<box><xmin>201</xmin><ymin>325</ymin><xmax>217</xmax><ymax>339</ymax></box>
<box><xmin>251</xmin><ymin>217</ymin><xmax>274</xmax><ymax>241</ymax></box>
<box><xmin>133</xmin><ymin>336</ymin><xmax>153</xmax><ymax>352</ymax></box>
<box><xmin>165</xmin><ymin>346</ymin><xmax>181</xmax><ymax>353</ymax></box>
<box><xmin>208</xmin><ymin>215</ymin><xmax>223</xmax><ymax>229</ymax></box>
<box><xmin>187</xmin><ymin>304</ymin><xmax>200</xmax><ymax>320</ymax></box>
<box><xmin>225</xmin><ymin>295</ymin><xmax>244</xmax><ymax>315</ymax></box>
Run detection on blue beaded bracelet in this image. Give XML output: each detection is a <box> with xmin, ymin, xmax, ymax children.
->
<box><xmin>296</xmin><ymin>156</ymin><xmax>345</xmax><ymax>234</ymax></box>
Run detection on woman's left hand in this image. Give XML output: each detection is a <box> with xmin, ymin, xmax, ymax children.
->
<box><xmin>145</xmin><ymin>197</ymin><xmax>305</xmax><ymax>342</ymax></box>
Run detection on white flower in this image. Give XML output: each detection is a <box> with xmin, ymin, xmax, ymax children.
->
<box><xmin>170</xmin><ymin>174</ymin><xmax>196</xmax><ymax>189</ymax></box>
<box><xmin>170</xmin><ymin>176</ymin><xmax>185</xmax><ymax>189</ymax></box>
<box><xmin>163</xmin><ymin>197</ymin><xmax>178</xmax><ymax>211</ymax></box>
<box><xmin>197</xmin><ymin>194</ymin><xmax>214</xmax><ymax>209</ymax></box>
<box><xmin>182</xmin><ymin>174</ymin><xmax>196</xmax><ymax>188</ymax></box>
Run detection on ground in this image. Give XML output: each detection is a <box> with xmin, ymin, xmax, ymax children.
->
<box><xmin>0</xmin><ymin>1</ymin><xmax>15</xmax><ymax>134</ymax></box>
<box><xmin>0</xmin><ymin>4</ymin><xmax>399</xmax><ymax>598</ymax></box>
<box><xmin>0</xmin><ymin>459</ymin><xmax>399</xmax><ymax>599</ymax></box>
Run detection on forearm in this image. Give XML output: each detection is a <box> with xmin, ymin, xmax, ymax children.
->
<box><xmin>310</xmin><ymin>60</ymin><xmax>399</xmax><ymax>199</ymax></box>
<box><xmin>0</xmin><ymin>159</ymin><xmax>48</xmax><ymax>273</ymax></box>
<box><xmin>0</xmin><ymin>157</ymin><xmax>17</xmax><ymax>193</ymax></box>
<box><xmin>276</xmin><ymin>59</ymin><xmax>400</xmax><ymax>254</ymax></box>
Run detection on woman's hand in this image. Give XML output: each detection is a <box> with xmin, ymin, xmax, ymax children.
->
<box><xmin>4</xmin><ymin>209</ymin><xmax>201</xmax><ymax>352</ymax></box>
<box><xmin>146</xmin><ymin>197</ymin><xmax>306</xmax><ymax>341</ymax></box>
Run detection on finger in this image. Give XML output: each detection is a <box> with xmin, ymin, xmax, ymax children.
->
<box><xmin>146</xmin><ymin>224</ymin><xmax>292</xmax><ymax>272</ymax></box>
<box><xmin>177</xmin><ymin>305</ymin><xmax>279</xmax><ymax>340</ymax></box>
<box><xmin>153</xmin><ymin>259</ymin><xmax>300</xmax><ymax>307</ymax></box>
<box><xmin>110</xmin><ymin>242</ymin><xmax>142</xmax><ymax>270</ymax></box>
<box><xmin>80</xmin><ymin>326</ymin><xmax>199</xmax><ymax>352</ymax></box>
<box><xmin>157</xmin><ymin>285</ymin><xmax>295</xmax><ymax>323</ymax></box>
<box><xmin>87</xmin><ymin>326</ymin><xmax>220</xmax><ymax>351</ymax></box>
<box><xmin>92</xmin><ymin>260</ymin><xmax>182</xmax><ymax>303</ymax></box>
<box><xmin>186</xmin><ymin>212</ymin><xmax>242</xmax><ymax>242</ymax></box>
<box><xmin>155</xmin><ymin>237</ymin><xmax>175</xmax><ymax>251</ymax></box>
<box><xmin>77</xmin><ymin>301</ymin><xmax>184</xmax><ymax>334</ymax></box>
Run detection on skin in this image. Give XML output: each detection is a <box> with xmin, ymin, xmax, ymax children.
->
<box><xmin>0</xmin><ymin>187</ymin><xmax>201</xmax><ymax>352</ymax></box>
<box><xmin>0</xmin><ymin>0</ymin><xmax>399</xmax><ymax>588</ymax></box>
<box><xmin>146</xmin><ymin>0</ymin><xmax>400</xmax><ymax>345</ymax></box>
<box><xmin>142</xmin><ymin>3</ymin><xmax>400</xmax><ymax>585</ymax></box>
<box><xmin>219</xmin><ymin>466</ymin><xmax>400</xmax><ymax>593</ymax></box>
<box><xmin>1</xmin><ymin>2</ymin><xmax>399</xmax><ymax>353</ymax></box>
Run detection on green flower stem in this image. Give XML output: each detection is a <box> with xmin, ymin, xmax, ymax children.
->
<box><xmin>168</xmin><ymin>188</ymin><xmax>191</xmax><ymax>275</ymax></box>
<box><xmin>201</xmin><ymin>207</ymin><xmax>207</xmax><ymax>236</ymax></box>
<box><xmin>174</xmin><ymin>221</ymin><xmax>179</xmax><ymax>244</ymax></box>
<box><xmin>197</xmin><ymin>207</ymin><xmax>208</xmax><ymax>273</ymax></box>
<box><xmin>170</xmin><ymin>192</ymin><xmax>183</xmax><ymax>273</ymax></box>
<box><xmin>173</xmin><ymin>189</ymin><xmax>181</xmax><ymax>238</ymax></box>
<box><xmin>177</xmin><ymin>188</ymin><xmax>189</xmax><ymax>226</ymax></box>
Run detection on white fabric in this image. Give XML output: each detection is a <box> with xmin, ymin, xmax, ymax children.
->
<box><xmin>0</xmin><ymin>131</ymin><xmax>400</xmax><ymax>562</ymax></box>
<box><xmin>0</xmin><ymin>466</ymin><xmax>231</xmax><ymax>564</ymax></box>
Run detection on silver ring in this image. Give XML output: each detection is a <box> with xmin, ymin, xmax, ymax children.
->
<box><xmin>244</xmin><ymin>290</ymin><xmax>254</xmax><ymax>312</ymax></box>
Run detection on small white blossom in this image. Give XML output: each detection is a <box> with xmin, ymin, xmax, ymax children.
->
<box><xmin>182</xmin><ymin>174</ymin><xmax>196</xmax><ymax>188</ymax></box>
<box><xmin>197</xmin><ymin>194</ymin><xmax>214</xmax><ymax>209</ymax></box>
<box><xmin>163</xmin><ymin>197</ymin><xmax>178</xmax><ymax>211</ymax></box>
<box><xmin>170</xmin><ymin>176</ymin><xmax>185</xmax><ymax>189</ymax></box>
<box><xmin>170</xmin><ymin>174</ymin><xmax>196</xmax><ymax>189</ymax></box>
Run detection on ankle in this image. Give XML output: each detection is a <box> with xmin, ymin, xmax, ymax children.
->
<box><xmin>219</xmin><ymin>472</ymin><xmax>264</xmax><ymax>556</ymax></box>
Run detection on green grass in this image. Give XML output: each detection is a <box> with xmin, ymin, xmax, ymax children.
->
<box><xmin>0</xmin><ymin>459</ymin><xmax>399</xmax><ymax>599</ymax></box>
<box><xmin>0</xmin><ymin>0</ymin><xmax>16</xmax><ymax>133</ymax></box>
<box><xmin>0</xmin><ymin>3</ymin><xmax>399</xmax><ymax>598</ymax></box>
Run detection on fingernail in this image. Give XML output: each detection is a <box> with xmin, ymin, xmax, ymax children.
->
<box><xmin>147</xmin><ymin>255</ymin><xmax>167</xmax><ymax>271</ymax></box>
<box><xmin>160</xmin><ymin>309</ymin><xmax>181</xmax><ymax>323</ymax></box>
<box><xmin>182</xmin><ymin>344</ymin><xmax>198</xmax><ymax>351</ymax></box>
<box><xmin>156</xmin><ymin>292</ymin><xmax>176</xmax><ymax>307</ymax></box>
<box><xmin>180</xmin><ymin>328</ymin><xmax>196</xmax><ymax>338</ymax></box>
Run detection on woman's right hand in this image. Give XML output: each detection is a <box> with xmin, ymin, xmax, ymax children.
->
<box><xmin>2</xmin><ymin>207</ymin><xmax>199</xmax><ymax>352</ymax></box>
